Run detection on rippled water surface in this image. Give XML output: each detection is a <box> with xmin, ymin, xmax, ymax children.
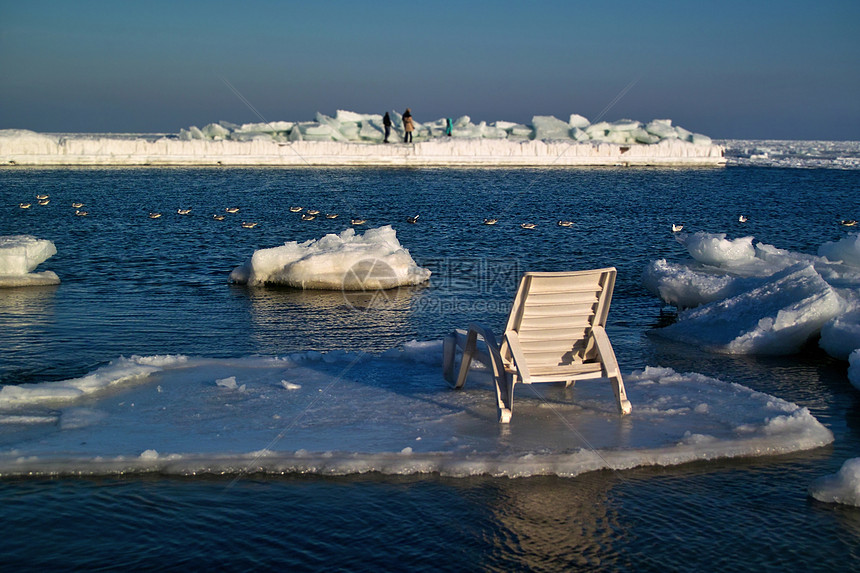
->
<box><xmin>1</xmin><ymin>166</ymin><xmax>859</xmax><ymax>570</ymax></box>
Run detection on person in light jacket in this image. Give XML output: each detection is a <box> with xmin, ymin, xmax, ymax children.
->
<box><xmin>402</xmin><ymin>108</ymin><xmax>414</xmax><ymax>143</ymax></box>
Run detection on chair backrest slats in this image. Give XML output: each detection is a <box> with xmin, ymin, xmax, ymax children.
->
<box><xmin>501</xmin><ymin>268</ymin><xmax>616</xmax><ymax>367</ymax></box>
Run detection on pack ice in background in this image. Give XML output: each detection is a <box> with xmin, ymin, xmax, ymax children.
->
<box><xmin>0</xmin><ymin>235</ymin><xmax>59</xmax><ymax>287</ymax></box>
<box><xmin>0</xmin><ymin>110</ymin><xmax>726</xmax><ymax>166</ymax></box>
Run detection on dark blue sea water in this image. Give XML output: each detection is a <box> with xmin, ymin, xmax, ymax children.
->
<box><xmin>1</xmin><ymin>166</ymin><xmax>859</xmax><ymax>571</ymax></box>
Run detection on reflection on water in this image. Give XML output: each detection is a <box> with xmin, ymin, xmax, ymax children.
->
<box><xmin>0</xmin><ymin>286</ymin><xmax>58</xmax><ymax>383</ymax></box>
<box><xmin>0</xmin><ymin>472</ymin><xmax>629</xmax><ymax>571</ymax></box>
<box><xmin>232</xmin><ymin>284</ymin><xmax>428</xmax><ymax>354</ymax></box>
<box><xmin>485</xmin><ymin>474</ymin><xmax>624</xmax><ymax>571</ymax></box>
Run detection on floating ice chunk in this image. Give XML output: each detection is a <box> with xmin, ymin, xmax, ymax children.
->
<box><xmin>229</xmin><ymin>225</ymin><xmax>431</xmax><ymax>290</ymax></box>
<box><xmin>657</xmin><ymin>263</ymin><xmax>843</xmax><ymax>354</ymax></box>
<box><xmin>0</xmin><ymin>235</ymin><xmax>56</xmax><ymax>274</ymax></box>
<box><xmin>819</xmin><ymin>233</ymin><xmax>860</xmax><ymax>267</ymax></box>
<box><xmin>809</xmin><ymin>458</ymin><xmax>860</xmax><ymax>506</ymax></box>
<box><xmin>280</xmin><ymin>380</ymin><xmax>302</xmax><ymax>390</ymax></box>
<box><xmin>819</xmin><ymin>309</ymin><xmax>860</xmax><ymax>361</ymax></box>
<box><xmin>140</xmin><ymin>449</ymin><xmax>159</xmax><ymax>461</ymax></box>
<box><xmin>681</xmin><ymin>232</ymin><xmax>756</xmax><ymax>267</ymax></box>
<box><xmin>642</xmin><ymin>259</ymin><xmax>756</xmax><ymax>309</ymax></box>
<box><xmin>0</xmin><ymin>235</ymin><xmax>60</xmax><ymax>287</ymax></box>
<box><xmin>647</xmin><ymin>232</ymin><xmax>860</xmax><ymax>358</ymax></box>
<box><xmin>216</xmin><ymin>376</ymin><xmax>245</xmax><ymax>391</ymax></box>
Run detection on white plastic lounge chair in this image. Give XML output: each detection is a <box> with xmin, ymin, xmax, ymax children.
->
<box><xmin>443</xmin><ymin>268</ymin><xmax>632</xmax><ymax>423</ymax></box>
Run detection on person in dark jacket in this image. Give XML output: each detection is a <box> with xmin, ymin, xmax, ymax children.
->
<box><xmin>383</xmin><ymin>112</ymin><xmax>392</xmax><ymax>143</ymax></box>
<box><xmin>402</xmin><ymin>108</ymin><xmax>414</xmax><ymax>143</ymax></box>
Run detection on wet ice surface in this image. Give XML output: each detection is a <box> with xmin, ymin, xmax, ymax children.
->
<box><xmin>0</xmin><ymin>348</ymin><xmax>832</xmax><ymax>478</ymax></box>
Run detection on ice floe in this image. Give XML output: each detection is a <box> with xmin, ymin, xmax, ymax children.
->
<box><xmin>0</xmin><ymin>346</ymin><xmax>833</xmax><ymax>478</ymax></box>
<box><xmin>229</xmin><ymin>226</ymin><xmax>431</xmax><ymax>290</ymax></box>
<box><xmin>809</xmin><ymin>457</ymin><xmax>860</xmax><ymax>507</ymax></box>
<box><xmin>645</xmin><ymin>232</ymin><xmax>860</xmax><ymax>360</ymax></box>
<box><xmin>0</xmin><ymin>235</ymin><xmax>60</xmax><ymax>287</ymax></box>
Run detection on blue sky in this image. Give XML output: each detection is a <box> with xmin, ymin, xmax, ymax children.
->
<box><xmin>1</xmin><ymin>1</ymin><xmax>858</xmax><ymax>139</ymax></box>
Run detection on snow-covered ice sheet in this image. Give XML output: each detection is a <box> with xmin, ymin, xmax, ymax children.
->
<box><xmin>229</xmin><ymin>226</ymin><xmax>431</xmax><ymax>289</ymax></box>
<box><xmin>0</xmin><ymin>344</ymin><xmax>833</xmax><ymax>478</ymax></box>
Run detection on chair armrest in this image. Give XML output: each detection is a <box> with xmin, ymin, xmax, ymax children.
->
<box><xmin>590</xmin><ymin>325</ymin><xmax>620</xmax><ymax>379</ymax></box>
<box><xmin>504</xmin><ymin>330</ymin><xmax>531</xmax><ymax>384</ymax></box>
<box><xmin>465</xmin><ymin>322</ymin><xmax>507</xmax><ymax>384</ymax></box>
<box><xmin>467</xmin><ymin>322</ymin><xmax>499</xmax><ymax>351</ymax></box>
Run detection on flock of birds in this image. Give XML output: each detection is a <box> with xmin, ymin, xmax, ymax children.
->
<box><xmin>17</xmin><ymin>195</ymin><xmax>90</xmax><ymax>216</ymax></box>
<box><xmin>16</xmin><ymin>194</ymin><xmax>858</xmax><ymax>233</ymax></box>
<box><xmin>671</xmin><ymin>215</ymin><xmax>750</xmax><ymax>234</ymax></box>
<box><xmin>482</xmin><ymin>218</ymin><xmax>573</xmax><ymax>229</ymax></box>
<box><xmin>671</xmin><ymin>215</ymin><xmax>858</xmax><ymax>234</ymax></box>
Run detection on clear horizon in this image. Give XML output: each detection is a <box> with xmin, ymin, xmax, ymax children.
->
<box><xmin>1</xmin><ymin>1</ymin><xmax>858</xmax><ymax>140</ymax></box>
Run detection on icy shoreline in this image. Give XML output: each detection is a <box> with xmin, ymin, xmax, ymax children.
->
<box><xmin>0</xmin><ymin>110</ymin><xmax>726</xmax><ymax>166</ymax></box>
<box><xmin>0</xmin><ymin>131</ymin><xmax>725</xmax><ymax>167</ymax></box>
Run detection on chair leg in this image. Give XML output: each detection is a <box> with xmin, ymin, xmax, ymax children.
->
<box><xmin>443</xmin><ymin>333</ymin><xmax>456</xmax><ymax>385</ymax></box>
<box><xmin>611</xmin><ymin>374</ymin><xmax>632</xmax><ymax>414</ymax></box>
<box><xmin>454</xmin><ymin>328</ymin><xmax>479</xmax><ymax>389</ymax></box>
<box><xmin>590</xmin><ymin>326</ymin><xmax>632</xmax><ymax>415</ymax></box>
<box><xmin>494</xmin><ymin>373</ymin><xmax>515</xmax><ymax>423</ymax></box>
